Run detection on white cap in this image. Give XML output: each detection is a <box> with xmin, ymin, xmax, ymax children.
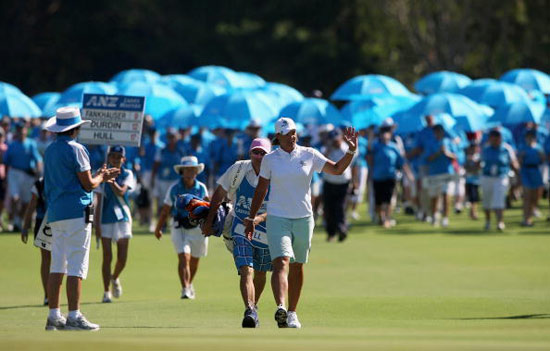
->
<box><xmin>380</xmin><ymin>117</ymin><xmax>395</xmax><ymax>128</ymax></box>
<box><xmin>275</xmin><ymin>117</ymin><xmax>296</xmax><ymax>135</ymax></box>
<box><xmin>44</xmin><ymin>106</ymin><xmax>90</xmax><ymax>133</ymax></box>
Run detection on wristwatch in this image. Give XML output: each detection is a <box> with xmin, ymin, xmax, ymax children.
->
<box><xmin>346</xmin><ymin>149</ymin><xmax>357</xmax><ymax>155</ymax></box>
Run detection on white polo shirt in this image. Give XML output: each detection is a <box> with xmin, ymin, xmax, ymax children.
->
<box><xmin>259</xmin><ymin>145</ymin><xmax>328</xmax><ymax>218</ymax></box>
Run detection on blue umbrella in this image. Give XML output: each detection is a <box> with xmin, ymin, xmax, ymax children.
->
<box><xmin>156</xmin><ymin>105</ymin><xmax>197</xmax><ymax>130</ymax></box>
<box><xmin>161</xmin><ymin>75</ymin><xmax>225</xmax><ymax>106</ymax></box>
<box><xmin>331</xmin><ymin>75</ymin><xmax>412</xmax><ymax>100</ymax></box>
<box><xmin>279</xmin><ymin>98</ymin><xmax>342</xmax><ymax>126</ymax></box>
<box><xmin>0</xmin><ymin>92</ymin><xmax>42</xmax><ymax>118</ymax></box>
<box><xmin>499</xmin><ymin>68</ymin><xmax>550</xmax><ymax>94</ymax></box>
<box><xmin>395</xmin><ymin>112</ymin><xmax>456</xmax><ymax>135</ymax></box>
<box><xmin>487</xmin><ymin>101</ymin><xmax>545</xmax><ymax>126</ymax></box>
<box><xmin>340</xmin><ymin>95</ymin><xmax>420</xmax><ymax>121</ymax></box>
<box><xmin>0</xmin><ymin>81</ymin><xmax>22</xmax><ymax>96</ymax></box>
<box><xmin>110</xmin><ymin>69</ymin><xmax>161</xmax><ymax>85</ymax></box>
<box><xmin>199</xmin><ymin>90</ymin><xmax>279</xmax><ymax>129</ymax></box>
<box><xmin>188</xmin><ymin>65</ymin><xmax>247</xmax><ymax>90</ymax></box>
<box><xmin>414</xmin><ymin>71</ymin><xmax>472</xmax><ymax>95</ymax></box>
<box><xmin>118</xmin><ymin>81</ymin><xmax>187</xmax><ymax>119</ymax></box>
<box><xmin>351</xmin><ymin>104</ymin><xmax>405</xmax><ymax>130</ymax></box>
<box><xmin>57</xmin><ymin>81</ymin><xmax>117</xmax><ymax>105</ymax></box>
<box><xmin>475</xmin><ymin>82</ymin><xmax>531</xmax><ymax>108</ymax></box>
<box><xmin>262</xmin><ymin>83</ymin><xmax>304</xmax><ymax>109</ymax></box>
<box><xmin>397</xmin><ymin>93</ymin><xmax>487</xmax><ymax>121</ymax></box>
<box><xmin>457</xmin><ymin>79</ymin><xmax>498</xmax><ymax>101</ymax></box>
<box><xmin>238</xmin><ymin>72</ymin><xmax>266</xmax><ymax>88</ymax></box>
<box><xmin>32</xmin><ymin>92</ymin><xmax>61</xmax><ymax>113</ymax></box>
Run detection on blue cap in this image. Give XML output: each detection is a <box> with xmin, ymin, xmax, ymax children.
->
<box><xmin>108</xmin><ymin>145</ymin><xmax>125</xmax><ymax>156</ymax></box>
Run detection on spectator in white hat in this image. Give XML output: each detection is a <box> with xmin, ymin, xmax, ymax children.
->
<box><xmin>43</xmin><ymin>107</ymin><xmax>119</xmax><ymax>331</ymax></box>
<box><xmin>245</xmin><ymin>117</ymin><xmax>358</xmax><ymax>329</ymax></box>
<box><xmin>154</xmin><ymin>156</ymin><xmax>209</xmax><ymax>300</ymax></box>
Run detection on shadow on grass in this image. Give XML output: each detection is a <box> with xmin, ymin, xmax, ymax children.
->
<box><xmin>454</xmin><ymin>313</ymin><xmax>550</xmax><ymax>320</ymax></box>
<box><xmin>0</xmin><ymin>300</ymin><xmax>132</xmax><ymax>311</ymax></box>
<box><xmin>101</xmin><ymin>326</ymin><xmax>192</xmax><ymax>329</ymax></box>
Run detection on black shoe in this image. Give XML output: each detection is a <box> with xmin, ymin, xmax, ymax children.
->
<box><xmin>242</xmin><ymin>308</ymin><xmax>258</xmax><ymax>328</ymax></box>
<box><xmin>274</xmin><ymin>307</ymin><xmax>288</xmax><ymax>328</ymax></box>
<box><xmin>338</xmin><ymin>232</ymin><xmax>347</xmax><ymax>242</ymax></box>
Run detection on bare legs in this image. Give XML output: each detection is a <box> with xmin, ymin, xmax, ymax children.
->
<box><xmin>101</xmin><ymin>238</ymin><xmax>129</xmax><ymax>292</ymax></box>
<box><xmin>271</xmin><ymin>257</ymin><xmax>304</xmax><ymax>312</ymax></box>
<box><xmin>177</xmin><ymin>253</ymin><xmax>200</xmax><ymax>289</ymax></box>
<box><xmin>47</xmin><ymin>273</ymin><xmax>81</xmax><ymax>311</ymax></box>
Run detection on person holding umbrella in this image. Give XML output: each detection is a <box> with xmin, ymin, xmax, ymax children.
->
<box><xmin>245</xmin><ymin>117</ymin><xmax>358</xmax><ymax>329</ymax></box>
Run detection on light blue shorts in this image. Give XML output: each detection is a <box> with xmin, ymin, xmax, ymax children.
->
<box><xmin>266</xmin><ymin>215</ymin><xmax>315</xmax><ymax>264</ymax></box>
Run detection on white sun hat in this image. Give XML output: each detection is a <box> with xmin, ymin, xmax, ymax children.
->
<box><xmin>44</xmin><ymin>106</ymin><xmax>91</xmax><ymax>133</ymax></box>
<box><xmin>173</xmin><ymin>156</ymin><xmax>205</xmax><ymax>174</ymax></box>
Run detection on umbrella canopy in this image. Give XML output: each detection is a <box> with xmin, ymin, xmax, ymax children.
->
<box><xmin>110</xmin><ymin>69</ymin><xmax>161</xmax><ymax>85</ymax></box>
<box><xmin>395</xmin><ymin>112</ymin><xmax>456</xmax><ymax>135</ymax></box>
<box><xmin>118</xmin><ymin>81</ymin><xmax>187</xmax><ymax>119</ymax></box>
<box><xmin>0</xmin><ymin>92</ymin><xmax>42</xmax><ymax>118</ymax></box>
<box><xmin>487</xmin><ymin>101</ymin><xmax>545</xmax><ymax>126</ymax></box>
<box><xmin>331</xmin><ymin>75</ymin><xmax>412</xmax><ymax>100</ymax></box>
<box><xmin>238</xmin><ymin>72</ymin><xmax>266</xmax><ymax>88</ymax></box>
<box><xmin>471</xmin><ymin>82</ymin><xmax>531</xmax><ymax>108</ymax></box>
<box><xmin>161</xmin><ymin>75</ymin><xmax>225</xmax><ymax>106</ymax></box>
<box><xmin>199</xmin><ymin>90</ymin><xmax>279</xmax><ymax>129</ymax></box>
<box><xmin>188</xmin><ymin>65</ymin><xmax>248</xmax><ymax>90</ymax></box>
<box><xmin>414</xmin><ymin>71</ymin><xmax>472</xmax><ymax>95</ymax></box>
<box><xmin>262</xmin><ymin>83</ymin><xmax>304</xmax><ymax>108</ymax></box>
<box><xmin>32</xmin><ymin>92</ymin><xmax>61</xmax><ymax>113</ymax></box>
<box><xmin>156</xmin><ymin>105</ymin><xmax>197</xmax><ymax>130</ymax></box>
<box><xmin>0</xmin><ymin>82</ymin><xmax>22</xmax><ymax>96</ymax></box>
<box><xmin>279</xmin><ymin>98</ymin><xmax>342</xmax><ymax>126</ymax></box>
<box><xmin>457</xmin><ymin>79</ymin><xmax>498</xmax><ymax>101</ymax></box>
<box><xmin>57</xmin><ymin>81</ymin><xmax>117</xmax><ymax>105</ymax></box>
<box><xmin>499</xmin><ymin>68</ymin><xmax>550</xmax><ymax>94</ymax></box>
<box><xmin>397</xmin><ymin>93</ymin><xmax>487</xmax><ymax>121</ymax></box>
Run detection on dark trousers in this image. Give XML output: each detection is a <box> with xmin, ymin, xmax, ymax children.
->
<box><xmin>323</xmin><ymin>181</ymin><xmax>349</xmax><ymax>239</ymax></box>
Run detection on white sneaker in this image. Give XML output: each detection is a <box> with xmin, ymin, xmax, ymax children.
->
<box><xmin>111</xmin><ymin>278</ymin><xmax>122</xmax><ymax>298</ymax></box>
<box><xmin>351</xmin><ymin>211</ymin><xmax>360</xmax><ymax>220</ymax></box>
<box><xmin>287</xmin><ymin>311</ymin><xmax>302</xmax><ymax>329</ymax></box>
<box><xmin>441</xmin><ymin>217</ymin><xmax>449</xmax><ymax>228</ymax></box>
<box><xmin>45</xmin><ymin>315</ymin><xmax>66</xmax><ymax>331</ymax></box>
<box><xmin>497</xmin><ymin>222</ymin><xmax>506</xmax><ymax>231</ymax></box>
<box><xmin>425</xmin><ymin>215</ymin><xmax>432</xmax><ymax>223</ymax></box>
<box><xmin>65</xmin><ymin>314</ymin><xmax>99</xmax><ymax>331</ymax></box>
<box><xmin>102</xmin><ymin>291</ymin><xmax>112</xmax><ymax>303</ymax></box>
<box><xmin>189</xmin><ymin>284</ymin><xmax>196</xmax><ymax>299</ymax></box>
<box><xmin>181</xmin><ymin>287</ymin><xmax>195</xmax><ymax>299</ymax></box>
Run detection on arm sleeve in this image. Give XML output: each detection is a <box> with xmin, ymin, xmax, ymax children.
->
<box><xmin>312</xmin><ymin>148</ymin><xmax>329</xmax><ymax>173</ymax></box>
<box><xmin>74</xmin><ymin>144</ymin><xmax>91</xmax><ymax>172</ymax></box>
<box><xmin>258</xmin><ymin>155</ymin><xmax>272</xmax><ymax>180</ymax></box>
<box><xmin>216</xmin><ymin>163</ymin><xmax>237</xmax><ymax>191</ymax></box>
<box><xmin>163</xmin><ymin>183</ymin><xmax>174</xmax><ymax>206</ymax></box>
<box><xmin>123</xmin><ymin>170</ymin><xmax>136</xmax><ymax>190</ymax></box>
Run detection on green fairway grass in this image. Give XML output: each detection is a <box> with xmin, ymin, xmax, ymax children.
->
<box><xmin>1</xmin><ymin>203</ymin><xmax>549</xmax><ymax>350</ymax></box>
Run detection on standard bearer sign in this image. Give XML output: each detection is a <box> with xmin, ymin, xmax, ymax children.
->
<box><xmin>79</xmin><ymin>94</ymin><xmax>146</xmax><ymax>147</ymax></box>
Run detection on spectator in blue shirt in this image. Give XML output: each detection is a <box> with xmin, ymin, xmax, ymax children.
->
<box><xmin>5</xmin><ymin>122</ymin><xmax>43</xmax><ymax>231</ymax></box>
<box><xmin>518</xmin><ymin>130</ymin><xmax>546</xmax><ymax>226</ymax></box>
<box><xmin>182</xmin><ymin>133</ymin><xmax>210</xmax><ymax>184</ymax></box>
<box><xmin>209</xmin><ymin>129</ymin><xmax>240</xmax><ymax>181</ymax></box>
<box><xmin>94</xmin><ymin>146</ymin><xmax>136</xmax><ymax>303</ymax></box>
<box><xmin>480</xmin><ymin>130</ymin><xmax>519</xmax><ymax>231</ymax></box>
<box><xmin>137</xmin><ymin>127</ymin><xmax>164</xmax><ymax>229</ymax></box>
<box><xmin>367</xmin><ymin>123</ymin><xmax>414</xmax><ymax>228</ymax></box>
<box><xmin>424</xmin><ymin>124</ymin><xmax>457</xmax><ymax>227</ymax></box>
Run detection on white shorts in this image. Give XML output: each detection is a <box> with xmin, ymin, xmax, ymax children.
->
<box><xmin>447</xmin><ymin>176</ymin><xmax>466</xmax><ymax>197</ymax></box>
<box><xmin>50</xmin><ymin>217</ymin><xmax>92</xmax><ymax>279</ymax></box>
<box><xmin>101</xmin><ymin>221</ymin><xmax>132</xmax><ymax>242</ymax></box>
<box><xmin>424</xmin><ymin>174</ymin><xmax>456</xmax><ymax>198</ymax></box>
<box><xmin>156</xmin><ymin>180</ymin><xmax>174</xmax><ymax>201</ymax></box>
<box><xmin>7</xmin><ymin>168</ymin><xmax>35</xmax><ymax>203</ymax></box>
<box><xmin>171</xmin><ymin>225</ymin><xmax>208</xmax><ymax>257</ymax></box>
<box><xmin>481</xmin><ymin>176</ymin><xmax>509</xmax><ymax>210</ymax></box>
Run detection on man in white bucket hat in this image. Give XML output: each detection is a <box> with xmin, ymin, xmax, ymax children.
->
<box><xmin>43</xmin><ymin>106</ymin><xmax>120</xmax><ymax>331</ymax></box>
<box><xmin>155</xmin><ymin>155</ymin><xmax>209</xmax><ymax>300</ymax></box>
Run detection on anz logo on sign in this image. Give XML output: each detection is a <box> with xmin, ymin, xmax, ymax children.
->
<box><xmin>84</xmin><ymin>95</ymin><xmax>120</xmax><ymax>108</ymax></box>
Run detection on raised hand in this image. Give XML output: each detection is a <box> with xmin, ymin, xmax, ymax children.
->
<box><xmin>343</xmin><ymin>127</ymin><xmax>359</xmax><ymax>152</ymax></box>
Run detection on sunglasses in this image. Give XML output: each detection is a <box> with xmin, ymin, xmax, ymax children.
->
<box><xmin>251</xmin><ymin>149</ymin><xmax>267</xmax><ymax>156</ymax></box>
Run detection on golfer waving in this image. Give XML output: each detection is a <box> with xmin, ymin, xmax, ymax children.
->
<box><xmin>245</xmin><ymin>117</ymin><xmax>358</xmax><ymax>328</ymax></box>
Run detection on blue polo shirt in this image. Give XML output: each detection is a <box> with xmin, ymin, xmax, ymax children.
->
<box><xmin>425</xmin><ymin>138</ymin><xmax>455</xmax><ymax>175</ymax></box>
<box><xmin>44</xmin><ymin>135</ymin><xmax>92</xmax><ymax>222</ymax></box>
<box><xmin>142</xmin><ymin>139</ymin><xmax>165</xmax><ymax>172</ymax></box>
<box><xmin>481</xmin><ymin>144</ymin><xmax>514</xmax><ymax>177</ymax></box>
<box><xmin>209</xmin><ymin>137</ymin><xmax>239</xmax><ymax>177</ymax></box>
<box><xmin>5</xmin><ymin>138</ymin><xmax>42</xmax><ymax>171</ymax></box>
<box><xmin>164</xmin><ymin>179</ymin><xmax>208</xmax><ymax>218</ymax></box>
<box><xmin>98</xmin><ymin>167</ymin><xmax>135</xmax><ymax>224</ymax></box>
<box><xmin>369</xmin><ymin>141</ymin><xmax>404</xmax><ymax>181</ymax></box>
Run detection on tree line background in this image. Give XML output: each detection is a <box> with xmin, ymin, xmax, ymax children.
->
<box><xmin>1</xmin><ymin>0</ymin><xmax>548</xmax><ymax>96</ymax></box>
